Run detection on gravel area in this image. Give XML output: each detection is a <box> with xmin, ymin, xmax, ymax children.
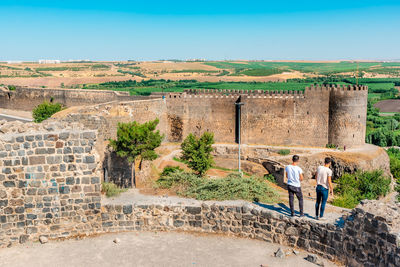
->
<box><xmin>0</xmin><ymin>231</ymin><xmax>339</xmax><ymax>267</ymax></box>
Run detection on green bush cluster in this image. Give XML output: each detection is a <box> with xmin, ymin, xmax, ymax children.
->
<box><xmin>278</xmin><ymin>149</ymin><xmax>290</xmax><ymax>155</ymax></box>
<box><xmin>387</xmin><ymin>148</ymin><xmax>400</xmax><ymax>201</ymax></box>
<box><xmin>156</xmin><ymin>169</ymin><xmax>279</xmax><ymax>203</ymax></box>
<box><xmin>101</xmin><ymin>182</ymin><xmax>127</xmax><ymax>197</ymax></box>
<box><xmin>366</xmin><ymin>102</ymin><xmax>400</xmax><ymax>147</ymax></box>
<box><xmin>325</xmin><ymin>144</ymin><xmax>337</xmax><ymax>149</ymax></box>
<box><xmin>332</xmin><ymin>170</ymin><xmax>391</xmax><ymax>208</ymax></box>
<box><xmin>32</xmin><ymin>101</ymin><xmax>62</xmax><ymax>123</ymax></box>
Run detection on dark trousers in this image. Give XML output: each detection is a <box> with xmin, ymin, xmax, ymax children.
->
<box><xmin>288</xmin><ymin>185</ymin><xmax>303</xmax><ymax>216</ymax></box>
<box><xmin>315</xmin><ymin>185</ymin><xmax>329</xmax><ymax>218</ymax></box>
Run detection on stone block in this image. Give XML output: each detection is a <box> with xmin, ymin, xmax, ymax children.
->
<box><xmin>123</xmin><ymin>205</ymin><xmax>133</xmax><ymax>214</ymax></box>
<box><xmin>63</xmin><ymin>155</ymin><xmax>74</xmax><ymax>163</ymax></box>
<box><xmin>0</xmin><ymin>199</ymin><xmax>8</xmax><ymax>207</ymax></box>
<box><xmin>3</xmin><ymin>181</ymin><xmax>15</xmax><ymax>187</ymax></box>
<box><xmin>29</xmin><ymin>156</ymin><xmax>45</xmax><ymax>165</ymax></box>
<box><xmin>25</xmin><ymin>135</ymin><xmax>35</xmax><ymax>141</ymax></box>
<box><xmin>73</xmin><ymin>147</ymin><xmax>84</xmax><ymax>154</ymax></box>
<box><xmin>59</xmin><ymin>132</ymin><xmax>69</xmax><ymax>140</ymax></box>
<box><xmin>84</xmin><ymin>155</ymin><xmax>95</xmax><ymax>163</ymax></box>
<box><xmin>82</xmin><ymin>132</ymin><xmax>96</xmax><ymax>140</ymax></box>
<box><xmin>185</xmin><ymin>206</ymin><xmax>201</xmax><ymax>215</ymax></box>
<box><xmin>19</xmin><ymin>235</ymin><xmax>29</xmax><ymax>244</ymax></box>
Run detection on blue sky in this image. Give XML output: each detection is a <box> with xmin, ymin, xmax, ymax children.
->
<box><xmin>1</xmin><ymin>0</ymin><xmax>399</xmax><ymax>61</ymax></box>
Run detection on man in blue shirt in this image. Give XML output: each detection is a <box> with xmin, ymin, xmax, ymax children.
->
<box><xmin>285</xmin><ymin>155</ymin><xmax>304</xmax><ymax>217</ymax></box>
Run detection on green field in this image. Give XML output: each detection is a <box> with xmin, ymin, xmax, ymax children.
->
<box><xmin>83</xmin><ymin>80</ymin><xmax>322</xmax><ymax>95</ymax></box>
<box><xmin>204</xmin><ymin>61</ymin><xmax>398</xmax><ymax>76</ymax></box>
<box><xmin>82</xmin><ymin>77</ymin><xmax>399</xmax><ymax>96</ymax></box>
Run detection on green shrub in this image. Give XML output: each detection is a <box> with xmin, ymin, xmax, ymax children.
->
<box><xmin>387</xmin><ymin>148</ymin><xmax>400</xmax><ymax>201</ymax></box>
<box><xmin>101</xmin><ymin>182</ymin><xmax>127</xmax><ymax>197</ymax></box>
<box><xmin>160</xmin><ymin>166</ymin><xmax>184</xmax><ymax>177</ymax></box>
<box><xmin>156</xmin><ymin>171</ymin><xmax>279</xmax><ymax>203</ymax></box>
<box><xmin>180</xmin><ymin>132</ymin><xmax>214</xmax><ymax>176</ymax></box>
<box><xmin>156</xmin><ymin>169</ymin><xmax>202</xmax><ymax>190</ymax></box>
<box><xmin>8</xmin><ymin>85</ymin><xmax>16</xmax><ymax>91</ymax></box>
<box><xmin>278</xmin><ymin>149</ymin><xmax>290</xmax><ymax>155</ymax></box>
<box><xmin>265</xmin><ymin>174</ymin><xmax>277</xmax><ymax>184</ymax></box>
<box><xmin>387</xmin><ymin>148</ymin><xmax>400</xmax><ymax>178</ymax></box>
<box><xmin>32</xmin><ymin>101</ymin><xmax>62</xmax><ymax>123</ymax></box>
<box><xmin>332</xmin><ymin>170</ymin><xmax>391</xmax><ymax>208</ymax></box>
<box><xmin>325</xmin><ymin>144</ymin><xmax>337</xmax><ymax>149</ymax></box>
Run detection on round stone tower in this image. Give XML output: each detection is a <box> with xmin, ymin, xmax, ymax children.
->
<box><xmin>328</xmin><ymin>85</ymin><xmax>368</xmax><ymax>147</ymax></box>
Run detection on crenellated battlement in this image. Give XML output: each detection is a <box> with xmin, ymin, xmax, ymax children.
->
<box><xmin>306</xmin><ymin>84</ymin><xmax>368</xmax><ymax>92</ymax></box>
<box><xmin>168</xmin><ymin>85</ymin><xmax>367</xmax><ymax>99</ymax></box>
<box><xmin>168</xmin><ymin>88</ymin><xmax>305</xmax><ymax>99</ymax></box>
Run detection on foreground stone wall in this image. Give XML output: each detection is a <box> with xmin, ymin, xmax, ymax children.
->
<box><xmin>99</xmin><ymin>200</ymin><xmax>400</xmax><ymax>267</ymax></box>
<box><xmin>0</xmin><ymin>121</ymin><xmax>398</xmax><ymax>266</ymax></box>
<box><xmin>0</xmin><ymin>121</ymin><xmax>101</xmax><ymax>246</ymax></box>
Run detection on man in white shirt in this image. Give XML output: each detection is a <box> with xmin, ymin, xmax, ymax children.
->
<box><xmin>285</xmin><ymin>155</ymin><xmax>304</xmax><ymax>217</ymax></box>
<box><xmin>315</xmin><ymin>157</ymin><xmax>334</xmax><ymax>220</ymax></box>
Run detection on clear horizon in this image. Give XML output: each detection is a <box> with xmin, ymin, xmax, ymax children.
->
<box><xmin>1</xmin><ymin>0</ymin><xmax>400</xmax><ymax>61</ymax></box>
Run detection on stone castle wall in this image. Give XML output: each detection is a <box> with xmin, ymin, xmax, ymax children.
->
<box><xmin>52</xmin><ymin>99</ymin><xmax>168</xmax><ymax>144</ymax></box>
<box><xmin>1</xmin><ymin>85</ymin><xmax>367</xmax><ymax>148</ymax></box>
<box><xmin>0</xmin><ymin>121</ymin><xmax>102</xmax><ymax>246</ymax></box>
<box><xmin>167</xmin><ymin>85</ymin><xmax>368</xmax><ymax>147</ymax></box>
<box><xmin>0</xmin><ymin>86</ymin><xmax>157</xmax><ymax>111</ymax></box>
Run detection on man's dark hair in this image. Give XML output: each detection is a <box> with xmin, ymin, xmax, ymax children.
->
<box><xmin>324</xmin><ymin>157</ymin><xmax>332</xmax><ymax>164</ymax></box>
<box><xmin>292</xmin><ymin>155</ymin><xmax>299</xmax><ymax>162</ymax></box>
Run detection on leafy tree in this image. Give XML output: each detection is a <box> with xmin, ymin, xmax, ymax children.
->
<box><xmin>32</xmin><ymin>101</ymin><xmax>62</xmax><ymax>123</ymax></box>
<box><xmin>109</xmin><ymin>119</ymin><xmax>163</xmax><ymax>187</ymax></box>
<box><xmin>180</xmin><ymin>132</ymin><xmax>214</xmax><ymax>176</ymax></box>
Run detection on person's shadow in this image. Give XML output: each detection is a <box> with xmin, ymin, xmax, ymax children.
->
<box><xmin>253</xmin><ymin>202</ymin><xmax>314</xmax><ymax>219</ymax></box>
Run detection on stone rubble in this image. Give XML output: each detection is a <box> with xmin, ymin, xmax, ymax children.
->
<box><xmin>274</xmin><ymin>248</ymin><xmax>285</xmax><ymax>258</ymax></box>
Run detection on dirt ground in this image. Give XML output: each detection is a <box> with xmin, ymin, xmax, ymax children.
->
<box><xmin>0</xmin><ymin>231</ymin><xmax>339</xmax><ymax>267</ymax></box>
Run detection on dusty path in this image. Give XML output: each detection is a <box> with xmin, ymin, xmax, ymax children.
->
<box><xmin>0</xmin><ymin>108</ymin><xmax>33</xmax><ymax>122</ymax></box>
<box><xmin>0</xmin><ymin>232</ymin><xmax>338</xmax><ymax>267</ymax></box>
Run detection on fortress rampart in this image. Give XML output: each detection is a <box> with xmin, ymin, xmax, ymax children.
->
<box><xmin>0</xmin><ymin>86</ymin><xmax>156</xmax><ymax>111</ymax></box>
<box><xmin>166</xmin><ymin>85</ymin><xmax>368</xmax><ymax>147</ymax></box>
<box><xmin>1</xmin><ymin>85</ymin><xmax>368</xmax><ymax>148</ymax></box>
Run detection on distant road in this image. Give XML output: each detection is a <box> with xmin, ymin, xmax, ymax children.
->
<box><xmin>0</xmin><ymin>114</ymin><xmax>33</xmax><ymax>122</ymax></box>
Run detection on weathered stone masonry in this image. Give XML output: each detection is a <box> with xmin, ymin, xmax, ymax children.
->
<box><xmin>100</xmin><ymin>201</ymin><xmax>400</xmax><ymax>267</ymax></box>
<box><xmin>0</xmin><ymin>122</ymin><xmax>102</xmax><ymax>246</ymax></box>
<box><xmin>0</xmin><ymin>122</ymin><xmax>398</xmax><ymax>266</ymax></box>
<box><xmin>1</xmin><ymin>85</ymin><xmax>367</xmax><ymax>148</ymax></box>
<box><xmin>167</xmin><ymin>85</ymin><xmax>368</xmax><ymax>147</ymax></box>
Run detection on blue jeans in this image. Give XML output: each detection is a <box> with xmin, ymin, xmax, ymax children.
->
<box><xmin>315</xmin><ymin>185</ymin><xmax>329</xmax><ymax>218</ymax></box>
